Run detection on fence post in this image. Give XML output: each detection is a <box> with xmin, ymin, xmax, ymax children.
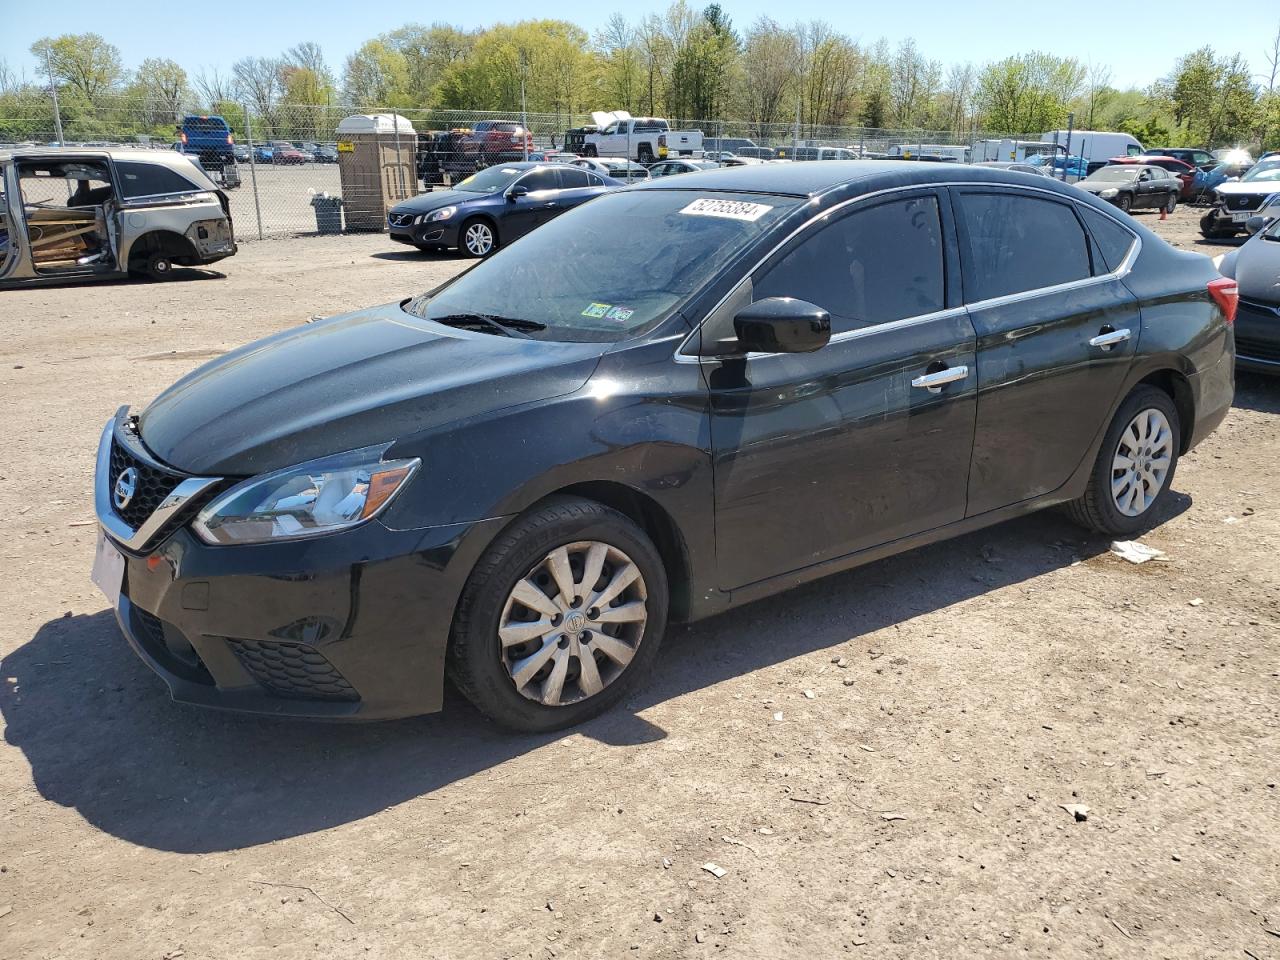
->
<box><xmin>243</xmin><ymin>103</ymin><xmax>265</xmax><ymax>241</ymax></box>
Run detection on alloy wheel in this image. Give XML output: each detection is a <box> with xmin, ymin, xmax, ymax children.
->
<box><xmin>498</xmin><ymin>541</ymin><xmax>648</xmax><ymax>707</ymax></box>
<box><xmin>464</xmin><ymin>222</ymin><xmax>493</xmax><ymax>256</ymax></box>
<box><xmin>1111</xmin><ymin>408</ymin><xmax>1174</xmax><ymax>517</ymax></box>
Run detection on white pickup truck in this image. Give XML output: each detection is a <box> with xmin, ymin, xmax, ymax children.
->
<box><xmin>582</xmin><ymin>111</ymin><xmax>703</xmax><ymax>163</ymax></box>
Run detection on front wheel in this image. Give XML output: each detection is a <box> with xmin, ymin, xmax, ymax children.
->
<box><xmin>1116</xmin><ymin>194</ymin><xmax>1132</xmax><ymax>213</ymax></box>
<box><xmin>459</xmin><ymin>218</ymin><xmax>497</xmax><ymax>258</ymax></box>
<box><xmin>1065</xmin><ymin>385</ymin><xmax>1180</xmax><ymax>536</ymax></box>
<box><xmin>448</xmin><ymin>498</ymin><xmax>669</xmax><ymax>732</ymax></box>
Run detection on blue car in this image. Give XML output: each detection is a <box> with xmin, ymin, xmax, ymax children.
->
<box><xmin>387</xmin><ymin>162</ymin><xmax>620</xmax><ymax>257</ymax></box>
<box><xmin>1028</xmin><ymin>154</ymin><xmax>1088</xmax><ymax>179</ymax></box>
<box><xmin>252</xmin><ymin>144</ymin><xmax>274</xmax><ymax>164</ymax></box>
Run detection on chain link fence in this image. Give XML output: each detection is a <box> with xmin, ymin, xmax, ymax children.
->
<box><xmin>2</xmin><ymin>94</ymin><xmax>1056</xmax><ymax>239</ymax></box>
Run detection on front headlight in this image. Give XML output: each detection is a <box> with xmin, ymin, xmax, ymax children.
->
<box><xmin>192</xmin><ymin>445</ymin><xmax>420</xmax><ymax>545</ymax></box>
<box><xmin>426</xmin><ymin>205</ymin><xmax>457</xmax><ymax>222</ymax></box>
<box><xmin>1100</xmin><ymin>188</ymin><xmax>1119</xmax><ymax>198</ymax></box>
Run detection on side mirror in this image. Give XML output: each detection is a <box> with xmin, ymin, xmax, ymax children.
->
<box><xmin>507</xmin><ymin>185</ymin><xmax>528</xmax><ymax>200</ymax></box>
<box><xmin>1246</xmin><ymin>215</ymin><xmax>1267</xmax><ymax>235</ymax></box>
<box><xmin>731</xmin><ymin>298</ymin><xmax>831</xmax><ymax>354</ymax></box>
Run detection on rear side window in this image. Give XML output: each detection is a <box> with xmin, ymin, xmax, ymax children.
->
<box><xmin>1078</xmin><ymin>205</ymin><xmax>1136</xmax><ymax>273</ymax></box>
<box><xmin>115</xmin><ymin>161</ymin><xmax>201</xmax><ymax>199</ymax></box>
<box><xmin>558</xmin><ymin>168</ymin><xmax>591</xmax><ymax>188</ymax></box>
<box><xmin>754</xmin><ymin>195</ymin><xmax>946</xmax><ymax>334</ymax></box>
<box><xmin>956</xmin><ymin>192</ymin><xmax>1091</xmax><ymax>301</ymax></box>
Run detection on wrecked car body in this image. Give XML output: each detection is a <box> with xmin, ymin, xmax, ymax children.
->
<box><xmin>0</xmin><ymin>148</ymin><xmax>236</xmax><ymax>286</ymax></box>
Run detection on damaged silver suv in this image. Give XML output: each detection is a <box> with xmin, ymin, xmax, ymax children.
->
<box><xmin>0</xmin><ymin>147</ymin><xmax>236</xmax><ymax>286</ymax></box>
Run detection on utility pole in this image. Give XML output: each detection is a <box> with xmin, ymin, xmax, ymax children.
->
<box><xmin>41</xmin><ymin>45</ymin><xmax>64</xmax><ymax>145</ymax></box>
<box><xmin>1063</xmin><ymin>112</ymin><xmax>1075</xmax><ymax>183</ymax></box>
<box><xmin>520</xmin><ymin>50</ymin><xmax>529</xmax><ymax>161</ymax></box>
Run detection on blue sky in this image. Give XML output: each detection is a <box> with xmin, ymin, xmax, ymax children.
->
<box><xmin>2</xmin><ymin>0</ymin><xmax>1274</xmax><ymax>91</ymax></box>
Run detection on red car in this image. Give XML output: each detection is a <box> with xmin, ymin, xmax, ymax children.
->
<box><xmin>1106</xmin><ymin>155</ymin><xmax>1196</xmax><ymax>200</ymax></box>
<box><xmin>457</xmin><ymin>121</ymin><xmax>536</xmax><ymax>171</ymax></box>
<box><xmin>270</xmin><ymin>141</ymin><xmax>308</xmax><ymax>165</ymax></box>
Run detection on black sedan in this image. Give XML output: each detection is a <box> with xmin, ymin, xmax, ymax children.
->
<box><xmin>646</xmin><ymin>158</ymin><xmax>721</xmax><ymax>178</ymax></box>
<box><xmin>93</xmin><ymin>162</ymin><xmax>1235</xmax><ymax>732</ymax></box>
<box><xmin>1076</xmin><ymin>164</ymin><xmax>1181</xmax><ymax>214</ymax></box>
<box><xmin>387</xmin><ymin>162</ymin><xmax>619</xmax><ymax>256</ymax></box>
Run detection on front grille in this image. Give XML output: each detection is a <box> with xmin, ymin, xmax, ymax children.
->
<box><xmin>388</xmin><ymin>213</ymin><xmax>413</xmax><ymax>227</ymax></box>
<box><xmin>109</xmin><ymin>436</ymin><xmax>185</xmax><ymax>530</ymax></box>
<box><xmin>226</xmin><ymin>638</ymin><xmax>360</xmax><ymax>702</ymax></box>
<box><xmin>1237</xmin><ymin>336</ymin><xmax>1280</xmax><ymax>364</ymax></box>
<box><xmin>1227</xmin><ymin>194</ymin><xmax>1264</xmax><ymax>212</ymax></box>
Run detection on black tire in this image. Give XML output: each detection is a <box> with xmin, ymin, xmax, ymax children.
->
<box><xmin>1065</xmin><ymin>385</ymin><xmax>1181</xmax><ymax>537</ymax></box>
<box><xmin>637</xmin><ymin>143</ymin><xmax>654</xmax><ymax>164</ymax></box>
<box><xmin>1165</xmin><ymin>193</ymin><xmax>1178</xmax><ymax>214</ymax></box>
<box><xmin>1116</xmin><ymin>193</ymin><xmax>1132</xmax><ymax>214</ymax></box>
<box><xmin>143</xmin><ymin>252</ymin><xmax>174</xmax><ymax>281</ymax></box>
<box><xmin>583</xmin><ymin>144</ymin><xmax>598</xmax><ymax>157</ymax></box>
<box><xmin>448</xmin><ymin>497</ymin><xmax>669</xmax><ymax>732</ymax></box>
<box><xmin>457</xmin><ymin>217</ymin><xmax>498</xmax><ymax>258</ymax></box>
<box><xmin>1199</xmin><ymin>211</ymin><xmax>1235</xmax><ymax>240</ymax></box>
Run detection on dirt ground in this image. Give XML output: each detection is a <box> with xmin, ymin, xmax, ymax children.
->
<box><xmin>0</xmin><ymin>205</ymin><xmax>1277</xmax><ymax>960</ymax></box>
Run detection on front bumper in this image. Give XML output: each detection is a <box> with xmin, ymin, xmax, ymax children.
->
<box><xmin>95</xmin><ymin>413</ymin><xmax>506</xmax><ymax>720</ymax></box>
<box><xmin>1235</xmin><ymin>299</ymin><xmax>1280</xmax><ymax>375</ymax></box>
<box><xmin>389</xmin><ymin>219</ymin><xmax>458</xmax><ymax>249</ymax></box>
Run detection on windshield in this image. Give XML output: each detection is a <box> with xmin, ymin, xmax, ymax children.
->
<box><xmin>1089</xmin><ymin>167</ymin><xmax>1139</xmax><ymax>182</ymax></box>
<box><xmin>454</xmin><ymin>166</ymin><xmax>525</xmax><ymax>193</ymax></box>
<box><xmin>1242</xmin><ymin>162</ymin><xmax>1280</xmax><ymax>183</ymax></box>
<box><xmin>406</xmin><ymin>190</ymin><xmax>801</xmax><ymax>342</ymax></box>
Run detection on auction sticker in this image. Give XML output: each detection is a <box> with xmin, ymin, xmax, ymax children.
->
<box><xmin>680</xmin><ymin>198</ymin><xmax>773</xmax><ymax>222</ymax></box>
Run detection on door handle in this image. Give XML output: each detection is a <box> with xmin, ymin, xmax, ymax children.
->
<box><xmin>911</xmin><ymin>365</ymin><xmax>969</xmax><ymax>394</ymax></box>
<box><xmin>1089</xmin><ymin>328</ymin><xmax>1131</xmax><ymax>350</ymax></box>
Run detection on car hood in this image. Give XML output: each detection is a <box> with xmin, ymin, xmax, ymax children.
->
<box><xmin>1217</xmin><ymin>180</ymin><xmax>1280</xmax><ymax>197</ymax></box>
<box><xmin>137</xmin><ymin>302</ymin><xmax>606</xmax><ymax>476</ymax></box>
<box><xmin>1234</xmin><ymin>236</ymin><xmax>1280</xmax><ymax>304</ymax></box>
<box><xmin>1077</xmin><ymin>180</ymin><xmax>1130</xmax><ymax>193</ymax></box>
<box><xmin>391</xmin><ymin>189</ymin><xmax>488</xmax><ymax>215</ymax></box>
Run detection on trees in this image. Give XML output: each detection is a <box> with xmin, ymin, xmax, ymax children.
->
<box><xmin>738</xmin><ymin>18</ymin><xmax>798</xmax><ymax>134</ymax></box>
<box><xmin>1154</xmin><ymin>47</ymin><xmax>1257</xmax><ymax>147</ymax></box>
<box><xmin>29</xmin><ymin>34</ymin><xmax>124</xmax><ymax>104</ymax></box>
<box><xmin>975</xmin><ymin>53</ymin><xmax>1084</xmax><ymax>135</ymax></box>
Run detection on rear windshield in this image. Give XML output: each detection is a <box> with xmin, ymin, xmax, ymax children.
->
<box><xmin>183</xmin><ymin>117</ymin><xmax>228</xmax><ymax>131</ymax></box>
<box><xmin>406</xmin><ymin>190</ymin><xmax>801</xmax><ymax>342</ymax></box>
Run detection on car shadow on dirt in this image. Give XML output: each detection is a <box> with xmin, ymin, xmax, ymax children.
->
<box><xmin>1</xmin><ymin>503</ymin><xmax>1187</xmax><ymax>854</ymax></box>
<box><xmin>1233</xmin><ymin>373</ymin><xmax>1280</xmax><ymax>413</ymax></box>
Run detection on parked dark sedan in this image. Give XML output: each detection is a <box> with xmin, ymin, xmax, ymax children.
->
<box><xmin>93</xmin><ymin>162</ymin><xmax>1235</xmax><ymax>732</ymax></box>
<box><xmin>1076</xmin><ymin>164</ymin><xmax>1181</xmax><ymax>213</ymax></box>
<box><xmin>387</xmin><ymin>162</ymin><xmax>619</xmax><ymax>256</ymax></box>
<box><xmin>1218</xmin><ymin>203</ymin><xmax>1280</xmax><ymax>373</ymax></box>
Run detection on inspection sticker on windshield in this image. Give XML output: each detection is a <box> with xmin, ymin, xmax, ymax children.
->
<box><xmin>680</xmin><ymin>198</ymin><xmax>773</xmax><ymax>222</ymax></box>
<box><xmin>582</xmin><ymin>303</ymin><xmax>635</xmax><ymax>321</ymax></box>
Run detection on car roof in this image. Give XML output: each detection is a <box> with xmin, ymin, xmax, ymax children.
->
<box><xmin>0</xmin><ymin>146</ymin><xmax>220</xmax><ymax>189</ymax></box>
<box><xmin>628</xmin><ymin>159</ymin><xmax>1087</xmax><ymax>200</ymax></box>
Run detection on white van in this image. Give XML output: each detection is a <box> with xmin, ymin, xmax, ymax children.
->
<box><xmin>1040</xmin><ymin>130</ymin><xmax>1143</xmax><ymax>172</ymax></box>
<box><xmin>975</xmin><ymin>139</ymin><xmax>1066</xmax><ymax>163</ymax></box>
<box><xmin>887</xmin><ymin>143</ymin><xmax>970</xmax><ymax>163</ymax></box>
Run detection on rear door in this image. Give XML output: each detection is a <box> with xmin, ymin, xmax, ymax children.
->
<box><xmin>705</xmin><ymin>189</ymin><xmax>978</xmax><ymax>589</ymax></box>
<box><xmin>504</xmin><ymin>167</ymin><xmax>561</xmax><ymax>239</ymax></box>
<box><xmin>951</xmin><ymin>187</ymin><xmax>1140</xmax><ymax>516</ymax></box>
<box><xmin>552</xmin><ymin>167</ymin><xmax>605</xmax><ymax>214</ymax></box>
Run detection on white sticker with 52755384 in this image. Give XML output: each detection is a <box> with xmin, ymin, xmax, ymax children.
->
<box><xmin>679</xmin><ymin>198</ymin><xmax>773</xmax><ymax>222</ymax></box>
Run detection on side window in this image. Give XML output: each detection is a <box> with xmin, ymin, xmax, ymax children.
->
<box><xmin>753</xmin><ymin>195</ymin><xmax>946</xmax><ymax>335</ymax></box>
<box><xmin>558</xmin><ymin>167</ymin><xmax>591</xmax><ymax>189</ymax></box>
<box><xmin>115</xmin><ymin>161</ymin><xmax>200</xmax><ymax>199</ymax></box>
<box><xmin>1077</xmin><ymin>205</ymin><xmax>1136</xmax><ymax>273</ymax></box>
<box><xmin>518</xmin><ymin>168</ymin><xmax>560</xmax><ymax>192</ymax></box>
<box><xmin>956</xmin><ymin>192</ymin><xmax>1091</xmax><ymax>301</ymax></box>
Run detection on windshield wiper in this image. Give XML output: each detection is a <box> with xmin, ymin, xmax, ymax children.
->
<box><xmin>429</xmin><ymin>312</ymin><xmax>546</xmax><ymax>339</ymax></box>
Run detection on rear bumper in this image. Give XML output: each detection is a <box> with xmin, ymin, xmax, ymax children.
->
<box><xmin>1235</xmin><ymin>300</ymin><xmax>1280</xmax><ymax>374</ymax></box>
<box><xmin>1187</xmin><ymin>341</ymin><xmax>1236</xmax><ymax>450</ymax></box>
<box><xmin>107</xmin><ymin>515</ymin><xmax>507</xmax><ymax>720</ymax></box>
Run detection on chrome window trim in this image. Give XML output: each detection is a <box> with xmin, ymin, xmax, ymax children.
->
<box><xmin>673</xmin><ymin>180</ymin><xmax>1142</xmax><ymax>364</ymax></box>
<box><xmin>95</xmin><ymin>409</ymin><xmax>222</xmax><ymax>552</ymax></box>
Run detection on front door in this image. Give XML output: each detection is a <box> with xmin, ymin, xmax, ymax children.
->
<box><xmin>703</xmin><ymin>190</ymin><xmax>978</xmax><ymax>590</ymax></box>
<box><xmin>503</xmin><ymin>167</ymin><xmax>561</xmax><ymax>241</ymax></box>
<box><xmin>950</xmin><ymin>187</ymin><xmax>1140</xmax><ymax>516</ymax></box>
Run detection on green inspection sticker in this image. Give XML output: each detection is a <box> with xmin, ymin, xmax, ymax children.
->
<box><xmin>582</xmin><ymin>302</ymin><xmax>611</xmax><ymax>318</ymax></box>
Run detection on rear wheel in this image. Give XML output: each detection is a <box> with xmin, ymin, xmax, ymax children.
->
<box><xmin>1165</xmin><ymin>193</ymin><xmax>1178</xmax><ymax>214</ymax></box>
<box><xmin>583</xmin><ymin>144</ymin><xmax>598</xmax><ymax>157</ymax></box>
<box><xmin>637</xmin><ymin>143</ymin><xmax>654</xmax><ymax>164</ymax></box>
<box><xmin>142</xmin><ymin>252</ymin><xmax>174</xmax><ymax>281</ymax></box>
<box><xmin>448</xmin><ymin>498</ymin><xmax>669</xmax><ymax>732</ymax></box>
<box><xmin>1066</xmin><ymin>385</ymin><xmax>1180</xmax><ymax>536</ymax></box>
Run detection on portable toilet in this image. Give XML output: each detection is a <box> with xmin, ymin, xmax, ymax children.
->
<box><xmin>335</xmin><ymin>113</ymin><xmax>418</xmax><ymax>231</ymax></box>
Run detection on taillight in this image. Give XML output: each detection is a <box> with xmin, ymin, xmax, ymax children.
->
<box><xmin>1208</xmin><ymin>276</ymin><xmax>1238</xmax><ymax>324</ymax></box>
